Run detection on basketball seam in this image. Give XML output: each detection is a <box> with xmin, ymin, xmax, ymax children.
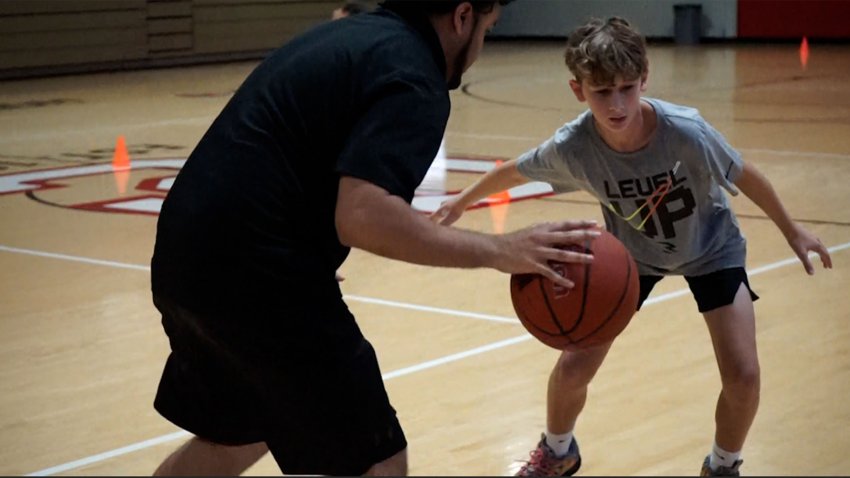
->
<box><xmin>574</xmin><ymin>252</ymin><xmax>634</xmax><ymax>344</ymax></box>
<box><xmin>563</xmin><ymin>238</ymin><xmax>591</xmax><ymax>336</ymax></box>
<box><xmin>513</xmin><ymin>277</ymin><xmax>567</xmax><ymax>339</ymax></box>
<box><xmin>537</xmin><ymin>278</ymin><xmax>570</xmax><ymax>338</ymax></box>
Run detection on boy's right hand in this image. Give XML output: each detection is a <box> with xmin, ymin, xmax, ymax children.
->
<box><xmin>430</xmin><ymin>197</ymin><xmax>467</xmax><ymax>226</ymax></box>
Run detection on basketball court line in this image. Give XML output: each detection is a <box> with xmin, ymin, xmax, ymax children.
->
<box><xmin>24</xmin><ymin>431</ymin><xmax>193</xmax><ymax>477</ymax></box>
<box><xmin>8</xmin><ymin>239</ymin><xmax>849</xmax><ymax>476</ymax></box>
<box><xmin>0</xmin><ymin>245</ymin><xmax>149</xmax><ymax>271</ymax></box>
<box><xmin>343</xmin><ymin>294</ymin><xmax>518</xmax><ymax>324</ymax></box>
<box><xmin>3</xmin><ymin>117</ymin><xmax>848</xmax><ymax>163</ymax></box>
<box><xmin>446</xmin><ymin>131</ymin><xmax>850</xmax><ymax>161</ymax></box>
<box><xmin>0</xmin><ymin>245</ymin><xmax>517</xmax><ymax>324</ymax></box>
<box><xmin>0</xmin><ymin>117</ymin><xmax>211</xmax><ymax>145</ymax></box>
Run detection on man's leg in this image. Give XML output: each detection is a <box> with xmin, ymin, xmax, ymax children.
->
<box><xmin>154</xmin><ymin>437</ymin><xmax>268</xmax><ymax>476</ymax></box>
<box><xmin>364</xmin><ymin>448</ymin><xmax>408</xmax><ymax>476</ymax></box>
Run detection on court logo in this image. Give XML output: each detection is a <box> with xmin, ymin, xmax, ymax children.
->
<box><xmin>0</xmin><ymin>157</ymin><xmax>554</xmax><ymax>216</ymax></box>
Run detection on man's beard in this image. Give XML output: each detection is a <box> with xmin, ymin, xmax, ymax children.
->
<box><xmin>447</xmin><ymin>16</ymin><xmax>478</xmax><ymax>90</ymax></box>
<box><xmin>447</xmin><ymin>41</ymin><xmax>470</xmax><ymax>90</ymax></box>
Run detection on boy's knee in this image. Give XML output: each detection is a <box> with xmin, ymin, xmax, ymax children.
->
<box><xmin>722</xmin><ymin>364</ymin><xmax>761</xmax><ymax>401</ymax></box>
<box><xmin>554</xmin><ymin>350</ymin><xmax>605</xmax><ymax>386</ymax></box>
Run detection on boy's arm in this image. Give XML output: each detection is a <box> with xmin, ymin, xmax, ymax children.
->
<box><xmin>431</xmin><ymin>159</ymin><xmax>529</xmax><ymax>226</ymax></box>
<box><xmin>735</xmin><ymin>162</ymin><xmax>832</xmax><ymax>274</ymax></box>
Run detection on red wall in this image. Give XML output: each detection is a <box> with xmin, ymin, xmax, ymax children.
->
<box><xmin>738</xmin><ymin>0</ymin><xmax>850</xmax><ymax>39</ymax></box>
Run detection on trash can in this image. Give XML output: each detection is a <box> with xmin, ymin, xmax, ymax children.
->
<box><xmin>674</xmin><ymin>4</ymin><xmax>702</xmax><ymax>45</ymax></box>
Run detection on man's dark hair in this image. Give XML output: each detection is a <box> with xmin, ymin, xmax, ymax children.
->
<box><xmin>341</xmin><ymin>1</ymin><xmax>370</xmax><ymax>15</ymax></box>
<box><xmin>380</xmin><ymin>0</ymin><xmax>515</xmax><ymax>15</ymax></box>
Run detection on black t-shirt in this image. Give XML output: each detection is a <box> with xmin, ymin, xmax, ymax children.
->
<box><xmin>152</xmin><ymin>8</ymin><xmax>449</xmax><ymax>312</ymax></box>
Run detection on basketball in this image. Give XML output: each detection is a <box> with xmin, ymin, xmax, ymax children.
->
<box><xmin>510</xmin><ymin>229</ymin><xmax>640</xmax><ymax>350</ymax></box>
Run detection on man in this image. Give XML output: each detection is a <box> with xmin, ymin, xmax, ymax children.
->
<box><xmin>151</xmin><ymin>1</ymin><xmax>599</xmax><ymax>475</ymax></box>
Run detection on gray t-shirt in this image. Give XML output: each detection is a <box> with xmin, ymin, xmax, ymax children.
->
<box><xmin>517</xmin><ymin>98</ymin><xmax>746</xmax><ymax>276</ymax></box>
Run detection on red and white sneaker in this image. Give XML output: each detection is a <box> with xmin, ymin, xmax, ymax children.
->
<box><xmin>515</xmin><ymin>434</ymin><xmax>582</xmax><ymax>476</ymax></box>
<box><xmin>700</xmin><ymin>455</ymin><xmax>743</xmax><ymax>476</ymax></box>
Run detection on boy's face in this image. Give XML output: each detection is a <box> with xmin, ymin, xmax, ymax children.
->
<box><xmin>569</xmin><ymin>75</ymin><xmax>647</xmax><ymax>134</ymax></box>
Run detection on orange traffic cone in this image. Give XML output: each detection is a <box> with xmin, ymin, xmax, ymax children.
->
<box><xmin>112</xmin><ymin>135</ymin><xmax>131</xmax><ymax>194</ymax></box>
<box><xmin>487</xmin><ymin>160</ymin><xmax>511</xmax><ymax>234</ymax></box>
<box><xmin>112</xmin><ymin>135</ymin><xmax>130</xmax><ymax>170</ymax></box>
<box><xmin>800</xmin><ymin>36</ymin><xmax>809</xmax><ymax>69</ymax></box>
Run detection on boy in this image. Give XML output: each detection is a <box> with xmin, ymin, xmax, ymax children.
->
<box><xmin>432</xmin><ymin>17</ymin><xmax>832</xmax><ymax>477</ymax></box>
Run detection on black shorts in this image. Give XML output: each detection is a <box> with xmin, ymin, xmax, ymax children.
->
<box><xmin>152</xmin><ymin>293</ymin><xmax>407</xmax><ymax>476</ymax></box>
<box><xmin>637</xmin><ymin>267</ymin><xmax>759</xmax><ymax>313</ymax></box>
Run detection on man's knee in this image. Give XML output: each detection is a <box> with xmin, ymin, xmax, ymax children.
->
<box><xmin>364</xmin><ymin>448</ymin><xmax>408</xmax><ymax>476</ymax></box>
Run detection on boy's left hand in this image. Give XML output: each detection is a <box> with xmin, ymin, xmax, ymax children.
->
<box><xmin>788</xmin><ymin>223</ymin><xmax>832</xmax><ymax>275</ymax></box>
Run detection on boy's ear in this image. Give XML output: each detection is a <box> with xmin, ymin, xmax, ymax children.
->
<box><xmin>569</xmin><ymin>79</ymin><xmax>585</xmax><ymax>102</ymax></box>
<box><xmin>640</xmin><ymin>71</ymin><xmax>649</xmax><ymax>92</ymax></box>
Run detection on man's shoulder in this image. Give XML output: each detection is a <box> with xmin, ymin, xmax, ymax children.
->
<box><xmin>349</xmin><ymin>13</ymin><xmax>445</xmax><ymax>84</ymax></box>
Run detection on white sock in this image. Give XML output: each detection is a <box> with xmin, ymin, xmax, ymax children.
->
<box><xmin>545</xmin><ymin>430</ymin><xmax>574</xmax><ymax>457</ymax></box>
<box><xmin>709</xmin><ymin>442</ymin><xmax>741</xmax><ymax>470</ymax></box>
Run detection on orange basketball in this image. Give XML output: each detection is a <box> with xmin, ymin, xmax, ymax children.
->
<box><xmin>510</xmin><ymin>229</ymin><xmax>640</xmax><ymax>350</ymax></box>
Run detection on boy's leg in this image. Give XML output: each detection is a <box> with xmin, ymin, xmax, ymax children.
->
<box><xmin>544</xmin><ymin>274</ymin><xmax>659</xmax><ymax>436</ymax></box>
<box><xmin>516</xmin><ymin>343</ymin><xmax>611</xmax><ymax>476</ymax></box>
<box><xmin>154</xmin><ymin>438</ymin><xmax>268</xmax><ymax>476</ymax></box>
<box><xmin>547</xmin><ymin>343</ymin><xmax>613</xmax><ymax>435</ymax></box>
<box><xmin>516</xmin><ymin>275</ymin><xmax>660</xmax><ymax>476</ymax></box>
<box><xmin>701</xmin><ymin>281</ymin><xmax>759</xmax><ymax>475</ymax></box>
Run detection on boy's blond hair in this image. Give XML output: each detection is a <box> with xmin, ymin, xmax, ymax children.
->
<box><xmin>564</xmin><ymin>17</ymin><xmax>648</xmax><ymax>86</ymax></box>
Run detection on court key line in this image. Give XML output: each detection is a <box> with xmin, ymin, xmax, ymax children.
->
<box><xmin>4</xmin><ymin>240</ymin><xmax>848</xmax><ymax>476</ymax></box>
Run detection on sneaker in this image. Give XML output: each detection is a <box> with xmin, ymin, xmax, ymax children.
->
<box><xmin>516</xmin><ymin>433</ymin><xmax>582</xmax><ymax>476</ymax></box>
<box><xmin>700</xmin><ymin>455</ymin><xmax>743</xmax><ymax>476</ymax></box>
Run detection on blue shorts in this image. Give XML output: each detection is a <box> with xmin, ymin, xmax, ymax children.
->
<box><xmin>637</xmin><ymin>267</ymin><xmax>759</xmax><ymax>313</ymax></box>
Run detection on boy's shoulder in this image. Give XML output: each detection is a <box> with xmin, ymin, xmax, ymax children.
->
<box><xmin>646</xmin><ymin>97</ymin><xmax>709</xmax><ymax>137</ymax></box>
<box><xmin>554</xmin><ymin>109</ymin><xmax>594</xmax><ymax>142</ymax></box>
<box><xmin>646</xmin><ymin>97</ymin><xmax>702</xmax><ymax>122</ymax></box>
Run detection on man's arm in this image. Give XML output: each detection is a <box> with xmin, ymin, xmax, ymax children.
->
<box><xmin>335</xmin><ymin>176</ymin><xmax>599</xmax><ymax>288</ymax></box>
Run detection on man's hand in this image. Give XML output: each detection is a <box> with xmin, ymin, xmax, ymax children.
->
<box><xmin>492</xmin><ymin>220</ymin><xmax>599</xmax><ymax>289</ymax></box>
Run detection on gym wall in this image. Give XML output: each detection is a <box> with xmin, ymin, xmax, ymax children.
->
<box><xmin>491</xmin><ymin>0</ymin><xmax>850</xmax><ymax>40</ymax></box>
<box><xmin>2</xmin><ymin>0</ymin><xmax>847</xmax><ymax>80</ymax></box>
<box><xmin>0</xmin><ymin>0</ymin><xmax>342</xmax><ymax>80</ymax></box>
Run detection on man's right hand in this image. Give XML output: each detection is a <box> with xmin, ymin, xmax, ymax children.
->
<box><xmin>491</xmin><ymin>220</ymin><xmax>599</xmax><ymax>289</ymax></box>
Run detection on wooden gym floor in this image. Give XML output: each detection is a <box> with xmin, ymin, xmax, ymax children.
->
<box><xmin>1</xmin><ymin>40</ymin><xmax>849</xmax><ymax>476</ymax></box>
